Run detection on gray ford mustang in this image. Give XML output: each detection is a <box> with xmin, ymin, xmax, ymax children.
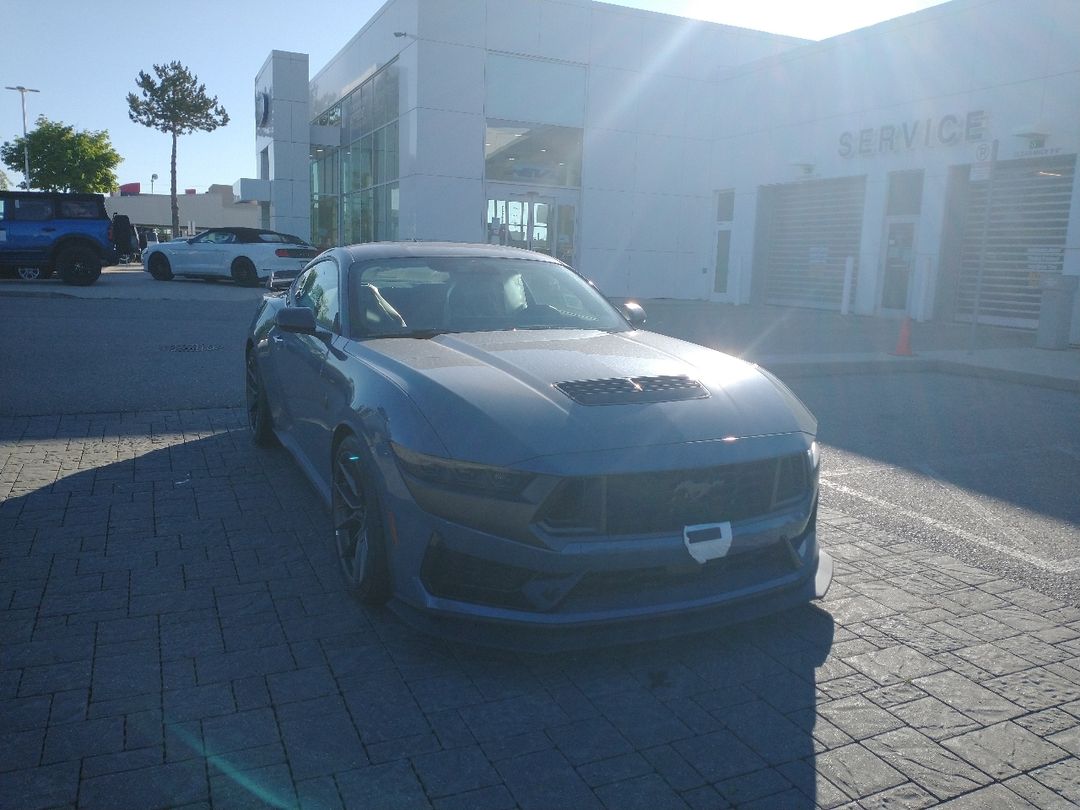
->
<box><xmin>245</xmin><ymin>242</ymin><xmax>832</xmax><ymax>645</ymax></box>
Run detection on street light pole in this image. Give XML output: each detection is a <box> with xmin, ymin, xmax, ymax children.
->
<box><xmin>5</xmin><ymin>85</ymin><xmax>40</xmax><ymax>190</ymax></box>
<box><xmin>151</xmin><ymin>173</ymin><xmax>158</xmax><ymax>194</ymax></box>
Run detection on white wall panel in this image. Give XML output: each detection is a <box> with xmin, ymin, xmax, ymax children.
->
<box><xmin>582</xmin><ymin>128</ymin><xmax>636</xmax><ymax>192</ymax></box>
<box><xmin>538</xmin><ymin>1</ymin><xmax>591</xmax><ymax>63</ymax></box>
<box><xmin>418</xmin><ymin>0</ymin><xmax>484</xmax><ymax>46</ymax></box>
<box><xmin>585</xmin><ymin>65</ymin><xmax>638</xmax><ymax>132</ymax></box>
<box><xmin>408</xmin><ymin>175</ymin><xmax>484</xmax><ymax>241</ymax></box>
<box><xmin>418</xmin><ymin>42</ymin><xmax>485</xmax><ymax>114</ymax></box>
<box><xmin>416</xmin><ymin>109</ymin><xmax>484</xmax><ymax>179</ymax></box>
<box><xmin>588</xmin><ymin>6</ymin><xmax>641</xmax><ymax>70</ymax></box>
<box><xmin>580</xmin><ymin>188</ymin><xmax>635</xmax><ymax>251</ymax></box>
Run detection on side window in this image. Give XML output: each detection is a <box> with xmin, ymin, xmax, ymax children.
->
<box><xmin>9</xmin><ymin>199</ymin><xmax>54</xmax><ymax>221</ymax></box>
<box><xmin>294</xmin><ymin>260</ymin><xmax>340</xmax><ymax>332</ymax></box>
<box><xmin>58</xmin><ymin>200</ymin><xmax>100</xmax><ymax>218</ymax></box>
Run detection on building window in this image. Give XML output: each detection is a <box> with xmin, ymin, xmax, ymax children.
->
<box><xmin>311</xmin><ymin>59</ymin><xmax>399</xmax><ymax>245</ymax></box>
<box><xmin>716</xmin><ymin>190</ymin><xmax>735</xmax><ymax>223</ymax></box>
<box><xmin>887</xmin><ymin>171</ymin><xmax>923</xmax><ymax>216</ymax></box>
<box><xmin>485</xmin><ymin>122</ymin><xmax>583</xmax><ymax>187</ymax></box>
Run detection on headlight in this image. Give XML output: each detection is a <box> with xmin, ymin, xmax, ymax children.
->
<box><xmin>807</xmin><ymin>440</ymin><xmax>820</xmax><ymax>472</ymax></box>
<box><xmin>391</xmin><ymin>443</ymin><xmax>535</xmax><ymax>499</ymax></box>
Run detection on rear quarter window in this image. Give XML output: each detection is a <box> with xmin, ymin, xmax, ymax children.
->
<box><xmin>58</xmin><ymin>200</ymin><xmax>104</xmax><ymax>219</ymax></box>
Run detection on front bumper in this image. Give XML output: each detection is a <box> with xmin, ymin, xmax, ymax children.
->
<box><xmin>384</xmin><ymin>482</ymin><xmax>830</xmax><ymax>648</ymax></box>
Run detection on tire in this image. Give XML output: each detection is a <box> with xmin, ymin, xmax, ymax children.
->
<box><xmin>56</xmin><ymin>245</ymin><xmax>102</xmax><ymax>286</ymax></box>
<box><xmin>16</xmin><ymin>267</ymin><xmax>51</xmax><ymax>281</ymax></box>
<box><xmin>245</xmin><ymin>351</ymin><xmax>277</xmax><ymax>447</ymax></box>
<box><xmin>148</xmin><ymin>253</ymin><xmax>173</xmax><ymax>281</ymax></box>
<box><xmin>231</xmin><ymin>257</ymin><xmax>259</xmax><ymax>287</ymax></box>
<box><xmin>332</xmin><ymin>436</ymin><xmax>391</xmax><ymax>605</ymax></box>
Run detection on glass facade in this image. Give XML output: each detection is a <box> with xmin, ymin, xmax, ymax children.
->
<box><xmin>485</xmin><ymin>122</ymin><xmax>583</xmax><ymax>187</ymax></box>
<box><xmin>310</xmin><ymin>60</ymin><xmax>400</xmax><ymax>248</ymax></box>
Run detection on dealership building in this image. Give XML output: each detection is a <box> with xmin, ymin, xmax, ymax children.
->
<box><xmin>235</xmin><ymin>0</ymin><xmax>1080</xmax><ymax>342</ymax></box>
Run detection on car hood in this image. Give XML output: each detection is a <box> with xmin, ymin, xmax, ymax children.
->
<box><xmin>349</xmin><ymin>329</ymin><xmax>816</xmax><ymax>467</ymax></box>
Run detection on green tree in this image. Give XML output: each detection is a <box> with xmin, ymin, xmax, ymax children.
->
<box><xmin>0</xmin><ymin>116</ymin><xmax>120</xmax><ymax>192</ymax></box>
<box><xmin>127</xmin><ymin>61</ymin><xmax>229</xmax><ymax>234</ymax></box>
<box><xmin>0</xmin><ymin>168</ymin><xmax>8</xmax><ymax>190</ymax></box>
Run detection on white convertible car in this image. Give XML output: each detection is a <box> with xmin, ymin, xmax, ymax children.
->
<box><xmin>143</xmin><ymin>227</ymin><xmax>319</xmax><ymax>287</ymax></box>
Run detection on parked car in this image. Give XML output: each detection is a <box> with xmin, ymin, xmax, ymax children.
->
<box><xmin>0</xmin><ymin>191</ymin><xmax>128</xmax><ymax>285</ymax></box>
<box><xmin>142</xmin><ymin>226</ymin><xmax>319</xmax><ymax>286</ymax></box>
<box><xmin>245</xmin><ymin>242</ymin><xmax>831</xmax><ymax>645</ymax></box>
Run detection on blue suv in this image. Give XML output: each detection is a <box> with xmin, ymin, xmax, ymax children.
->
<box><xmin>0</xmin><ymin>191</ymin><xmax>131</xmax><ymax>285</ymax></box>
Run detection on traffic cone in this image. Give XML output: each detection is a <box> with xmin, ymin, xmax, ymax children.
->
<box><xmin>892</xmin><ymin>316</ymin><xmax>914</xmax><ymax>356</ymax></box>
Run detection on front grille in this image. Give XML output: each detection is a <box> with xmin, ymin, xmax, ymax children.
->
<box><xmin>537</xmin><ymin>453</ymin><xmax>809</xmax><ymax>537</ymax></box>
<box><xmin>554</xmin><ymin>375</ymin><xmax>708</xmax><ymax>405</ymax></box>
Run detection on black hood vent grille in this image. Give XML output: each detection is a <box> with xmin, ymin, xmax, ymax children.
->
<box><xmin>554</xmin><ymin>375</ymin><xmax>708</xmax><ymax>405</ymax></box>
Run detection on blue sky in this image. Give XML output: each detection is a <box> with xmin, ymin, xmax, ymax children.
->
<box><xmin>4</xmin><ymin>0</ymin><xmax>947</xmax><ymax>193</ymax></box>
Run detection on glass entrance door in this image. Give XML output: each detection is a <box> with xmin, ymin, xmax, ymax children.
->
<box><xmin>486</xmin><ymin>192</ymin><xmax>577</xmax><ymax>266</ymax></box>
<box><xmin>880</xmin><ymin>221</ymin><xmax>916</xmax><ymax>312</ymax></box>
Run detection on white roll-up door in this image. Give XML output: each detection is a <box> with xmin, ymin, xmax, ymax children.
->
<box><xmin>757</xmin><ymin>176</ymin><xmax>867</xmax><ymax>310</ymax></box>
<box><xmin>954</xmin><ymin>154</ymin><xmax>1076</xmax><ymax>328</ymax></box>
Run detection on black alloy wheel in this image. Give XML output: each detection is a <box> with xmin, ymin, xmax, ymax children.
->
<box><xmin>56</xmin><ymin>245</ymin><xmax>102</xmax><ymax>286</ymax></box>
<box><xmin>245</xmin><ymin>352</ymin><xmax>277</xmax><ymax>447</ymax></box>
<box><xmin>231</xmin><ymin>257</ymin><xmax>259</xmax><ymax>286</ymax></box>
<box><xmin>148</xmin><ymin>253</ymin><xmax>173</xmax><ymax>281</ymax></box>
<box><xmin>332</xmin><ymin>437</ymin><xmax>391</xmax><ymax>605</ymax></box>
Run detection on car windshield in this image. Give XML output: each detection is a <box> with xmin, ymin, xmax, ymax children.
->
<box><xmin>347</xmin><ymin>256</ymin><xmax>628</xmax><ymax>338</ymax></box>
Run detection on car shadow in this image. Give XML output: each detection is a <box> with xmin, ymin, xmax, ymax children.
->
<box><xmin>0</xmin><ymin>412</ymin><xmax>835</xmax><ymax>808</ymax></box>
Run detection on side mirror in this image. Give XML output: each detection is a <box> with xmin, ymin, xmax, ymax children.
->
<box><xmin>275</xmin><ymin>306</ymin><xmax>317</xmax><ymax>335</ymax></box>
<box><xmin>619</xmin><ymin>301</ymin><xmax>647</xmax><ymax>329</ymax></box>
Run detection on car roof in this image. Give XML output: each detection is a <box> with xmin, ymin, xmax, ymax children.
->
<box><xmin>0</xmin><ymin>190</ymin><xmax>105</xmax><ymax>203</ymax></box>
<box><xmin>340</xmin><ymin>241</ymin><xmax>565</xmax><ymax>264</ymax></box>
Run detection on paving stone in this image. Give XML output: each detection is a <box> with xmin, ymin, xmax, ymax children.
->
<box><xmin>545</xmin><ymin>717</ymin><xmax>633</xmax><ymax>766</ymax></box>
<box><xmin>279</xmin><ymin>709</ymin><xmax>366</xmax><ymax>780</ymax></box>
<box><xmin>888</xmin><ymin>697</ymin><xmax>981</xmax><ymax>741</ymax></box>
<box><xmin>714</xmin><ymin>766</ymin><xmax>794</xmax><ymax>805</ymax></box>
<box><xmin>411</xmin><ymin>746</ymin><xmax>501</xmax><ymax>799</ymax></box>
<box><xmin>202</xmin><ymin>707</ymin><xmax>279</xmax><ymax>756</ymax></box>
<box><xmin>430</xmin><ymin>784</ymin><xmax>516</xmax><ymax>810</ymax></box>
<box><xmin>458</xmin><ymin>692</ymin><xmax>570</xmax><ymax>744</ymax></box>
<box><xmin>1015</xmin><ymin>707</ymin><xmax>1079</xmax><ymax>737</ymax></box>
<box><xmin>295</xmin><ymin>776</ymin><xmax>345</xmax><ymax>810</ymax></box>
<box><xmin>0</xmin><ymin>762</ymin><xmax>80</xmax><ymax>810</ymax></box>
<box><xmin>0</xmin><ymin>728</ymin><xmax>44</xmax><ymax>773</ymax></box>
<box><xmin>671</xmin><ymin>730</ymin><xmax>765</xmax><ymax>783</ymax></box>
<box><xmin>817</xmin><ymin>696</ymin><xmax>904</xmax><ymax>742</ymax></box>
<box><xmin>911</xmin><ymin>671</ymin><xmax>1024</xmax><ymax>725</ymax></box>
<box><xmin>984</xmin><ymin>668</ymin><xmax>1080</xmax><ymax>710</ymax></box>
<box><xmin>856</xmin><ymin>782</ymin><xmax>937</xmax><ymax>810</ymax></box>
<box><xmin>934</xmin><ymin>783</ymin><xmax>1038</xmax><ymax>808</ymax></box>
<box><xmin>266</xmin><ymin>664</ymin><xmax>337</xmax><ymax>705</ymax></box>
<box><xmin>336</xmin><ymin>760</ymin><xmax>431</xmax><ymax>810</ymax></box>
<box><xmin>78</xmin><ymin>760</ymin><xmax>208</xmax><ymax>810</ymax></box>
<box><xmin>815</xmin><ymin>744</ymin><xmax>906</xmax><ymax>800</ymax></box>
<box><xmin>952</xmin><ymin>642</ymin><xmax>1031</xmax><ymax>676</ymax></box>
<box><xmin>594</xmin><ymin>773</ymin><xmax>690</xmax><ymax>810</ymax></box>
<box><xmin>91</xmin><ymin>652</ymin><xmax>161</xmax><ymax>703</ymax></box>
<box><xmin>1002</xmin><ymin>773</ymin><xmax>1078</xmax><ymax>810</ymax></box>
<box><xmin>842</xmin><ymin>643</ymin><xmax>946</xmax><ymax>686</ymax></box>
<box><xmin>576</xmin><ymin>751</ymin><xmax>652</xmax><ymax>788</ymax></box>
<box><xmin>496</xmin><ymin>749</ymin><xmax>601</xmax><ymax>810</ymax></box>
<box><xmin>163</xmin><ymin>682</ymin><xmax>235</xmax><ymax>723</ymax></box>
<box><xmin>864</xmin><ymin>728</ymin><xmax>991</xmax><ymax>800</ymax></box>
<box><xmin>42</xmin><ymin>715</ymin><xmax>125</xmax><ymax>765</ymax></box>
<box><xmin>942</xmin><ymin>721</ymin><xmax>1068</xmax><ymax>779</ymax></box>
<box><xmin>209</xmin><ymin>762</ymin><xmax>297</xmax><ymax>809</ymax></box>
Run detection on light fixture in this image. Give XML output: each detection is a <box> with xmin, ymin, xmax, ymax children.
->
<box><xmin>1013</xmin><ymin>124</ymin><xmax>1049</xmax><ymax>149</ymax></box>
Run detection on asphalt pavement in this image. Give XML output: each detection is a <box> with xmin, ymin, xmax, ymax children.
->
<box><xmin>2</xmin><ymin>269</ymin><xmax>1080</xmax><ymax>808</ymax></box>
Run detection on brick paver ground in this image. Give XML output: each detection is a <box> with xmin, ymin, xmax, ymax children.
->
<box><xmin>3</xmin><ymin>409</ymin><xmax>1080</xmax><ymax>809</ymax></box>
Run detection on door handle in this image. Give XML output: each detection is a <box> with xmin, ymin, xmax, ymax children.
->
<box><xmin>271</xmin><ymin>336</ymin><xmax>284</xmax><ymax>344</ymax></box>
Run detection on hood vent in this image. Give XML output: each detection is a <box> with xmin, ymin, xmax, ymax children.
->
<box><xmin>554</xmin><ymin>375</ymin><xmax>708</xmax><ymax>405</ymax></box>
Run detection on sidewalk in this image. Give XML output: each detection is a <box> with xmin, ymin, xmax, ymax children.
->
<box><xmin>633</xmin><ymin>300</ymin><xmax>1080</xmax><ymax>393</ymax></box>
